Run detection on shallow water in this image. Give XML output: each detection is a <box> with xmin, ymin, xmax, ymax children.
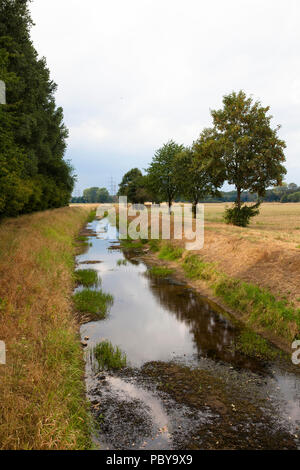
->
<box><xmin>78</xmin><ymin>218</ymin><xmax>300</xmax><ymax>450</ymax></box>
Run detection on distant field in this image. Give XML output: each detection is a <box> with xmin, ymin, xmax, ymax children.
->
<box><xmin>203</xmin><ymin>203</ymin><xmax>300</xmax><ymax>248</ymax></box>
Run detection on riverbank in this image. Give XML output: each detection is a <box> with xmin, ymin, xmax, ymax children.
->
<box><xmin>0</xmin><ymin>206</ymin><xmax>97</xmax><ymax>450</ymax></box>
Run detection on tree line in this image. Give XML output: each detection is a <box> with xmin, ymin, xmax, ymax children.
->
<box><xmin>118</xmin><ymin>91</ymin><xmax>287</xmax><ymax>226</ymax></box>
<box><xmin>71</xmin><ymin>187</ymin><xmax>114</xmax><ymax>204</ymax></box>
<box><xmin>0</xmin><ymin>0</ymin><xmax>74</xmax><ymax>218</ymax></box>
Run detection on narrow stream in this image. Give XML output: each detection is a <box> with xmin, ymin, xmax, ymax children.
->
<box><xmin>78</xmin><ymin>217</ymin><xmax>300</xmax><ymax>450</ymax></box>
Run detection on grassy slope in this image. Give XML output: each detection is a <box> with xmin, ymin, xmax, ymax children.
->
<box><xmin>0</xmin><ymin>206</ymin><xmax>96</xmax><ymax>450</ymax></box>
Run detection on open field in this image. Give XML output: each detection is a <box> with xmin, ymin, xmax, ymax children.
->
<box><xmin>204</xmin><ymin>202</ymin><xmax>300</xmax><ymax>246</ymax></box>
<box><xmin>0</xmin><ymin>206</ymin><xmax>96</xmax><ymax>450</ymax></box>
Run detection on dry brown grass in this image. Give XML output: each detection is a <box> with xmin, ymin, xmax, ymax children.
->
<box><xmin>200</xmin><ymin>203</ymin><xmax>300</xmax><ymax>307</ymax></box>
<box><xmin>0</xmin><ymin>206</ymin><xmax>95</xmax><ymax>449</ymax></box>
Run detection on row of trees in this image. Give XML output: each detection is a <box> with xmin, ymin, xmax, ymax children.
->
<box><xmin>71</xmin><ymin>187</ymin><xmax>114</xmax><ymax>204</ymax></box>
<box><xmin>119</xmin><ymin>91</ymin><xmax>287</xmax><ymax>226</ymax></box>
<box><xmin>0</xmin><ymin>0</ymin><xmax>74</xmax><ymax>218</ymax></box>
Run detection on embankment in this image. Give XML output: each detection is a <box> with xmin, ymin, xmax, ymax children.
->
<box><xmin>0</xmin><ymin>206</ymin><xmax>97</xmax><ymax>450</ymax></box>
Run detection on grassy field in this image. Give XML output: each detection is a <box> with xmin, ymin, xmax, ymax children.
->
<box><xmin>204</xmin><ymin>202</ymin><xmax>300</xmax><ymax>246</ymax></box>
<box><xmin>0</xmin><ymin>205</ymin><xmax>98</xmax><ymax>450</ymax></box>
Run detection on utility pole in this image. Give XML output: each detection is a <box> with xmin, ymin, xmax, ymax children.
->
<box><xmin>108</xmin><ymin>177</ymin><xmax>117</xmax><ymax>198</ymax></box>
<box><xmin>0</xmin><ymin>80</ymin><xmax>6</xmax><ymax>104</ymax></box>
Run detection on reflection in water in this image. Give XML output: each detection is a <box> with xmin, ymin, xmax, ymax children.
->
<box><xmin>80</xmin><ymin>218</ymin><xmax>261</xmax><ymax>370</ymax></box>
<box><xmin>146</xmin><ymin>279</ymin><xmax>262</xmax><ymax>370</ymax></box>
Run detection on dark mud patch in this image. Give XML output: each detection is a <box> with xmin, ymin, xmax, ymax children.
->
<box><xmin>138</xmin><ymin>361</ymin><xmax>298</xmax><ymax>449</ymax></box>
<box><xmin>78</xmin><ymin>260</ymin><xmax>103</xmax><ymax>265</ymax></box>
<box><xmin>107</xmin><ymin>245</ymin><xmax>122</xmax><ymax>251</ymax></box>
<box><xmin>79</xmin><ymin>228</ymin><xmax>97</xmax><ymax>237</ymax></box>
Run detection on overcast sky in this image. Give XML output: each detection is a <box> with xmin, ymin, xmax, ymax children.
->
<box><xmin>30</xmin><ymin>0</ymin><xmax>300</xmax><ymax>194</ymax></box>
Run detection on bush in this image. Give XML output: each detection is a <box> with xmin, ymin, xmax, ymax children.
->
<box><xmin>224</xmin><ymin>203</ymin><xmax>260</xmax><ymax>227</ymax></box>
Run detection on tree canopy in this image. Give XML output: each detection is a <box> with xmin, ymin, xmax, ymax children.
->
<box><xmin>210</xmin><ymin>91</ymin><xmax>286</xmax><ymax>209</ymax></box>
<box><xmin>175</xmin><ymin>129</ymin><xmax>224</xmax><ymax>216</ymax></box>
<box><xmin>117</xmin><ymin>168</ymin><xmax>152</xmax><ymax>203</ymax></box>
<box><xmin>0</xmin><ymin>0</ymin><xmax>75</xmax><ymax>217</ymax></box>
<box><xmin>147</xmin><ymin>140</ymin><xmax>184</xmax><ymax>209</ymax></box>
<box><xmin>83</xmin><ymin>187</ymin><xmax>112</xmax><ymax>203</ymax></box>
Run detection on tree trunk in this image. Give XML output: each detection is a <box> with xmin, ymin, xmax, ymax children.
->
<box><xmin>168</xmin><ymin>199</ymin><xmax>172</xmax><ymax>214</ymax></box>
<box><xmin>236</xmin><ymin>187</ymin><xmax>241</xmax><ymax>210</ymax></box>
<box><xmin>192</xmin><ymin>200</ymin><xmax>198</xmax><ymax>219</ymax></box>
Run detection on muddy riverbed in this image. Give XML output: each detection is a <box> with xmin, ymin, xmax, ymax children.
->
<box><xmin>78</xmin><ymin>217</ymin><xmax>300</xmax><ymax>450</ymax></box>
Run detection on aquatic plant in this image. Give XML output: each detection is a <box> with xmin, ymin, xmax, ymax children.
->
<box><xmin>75</xmin><ymin>269</ymin><xmax>99</xmax><ymax>287</ymax></box>
<box><xmin>148</xmin><ymin>266</ymin><xmax>174</xmax><ymax>277</ymax></box>
<box><xmin>73</xmin><ymin>289</ymin><xmax>113</xmax><ymax>319</ymax></box>
<box><xmin>93</xmin><ymin>341</ymin><xmax>127</xmax><ymax>370</ymax></box>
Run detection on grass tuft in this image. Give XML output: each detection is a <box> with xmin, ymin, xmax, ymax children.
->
<box><xmin>93</xmin><ymin>340</ymin><xmax>127</xmax><ymax>370</ymax></box>
<box><xmin>73</xmin><ymin>288</ymin><xmax>113</xmax><ymax>319</ymax></box>
<box><xmin>233</xmin><ymin>330</ymin><xmax>282</xmax><ymax>360</ymax></box>
<box><xmin>87</xmin><ymin>210</ymin><xmax>97</xmax><ymax>223</ymax></box>
<box><xmin>148</xmin><ymin>239</ymin><xmax>161</xmax><ymax>252</ymax></box>
<box><xmin>75</xmin><ymin>269</ymin><xmax>99</xmax><ymax>287</ymax></box>
<box><xmin>117</xmin><ymin>259</ymin><xmax>127</xmax><ymax>266</ymax></box>
<box><xmin>158</xmin><ymin>243</ymin><xmax>184</xmax><ymax>261</ymax></box>
<box><xmin>148</xmin><ymin>266</ymin><xmax>174</xmax><ymax>277</ymax></box>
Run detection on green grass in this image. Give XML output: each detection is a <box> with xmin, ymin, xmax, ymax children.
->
<box><xmin>182</xmin><ymin>253</ymin><xmax>300</xmax><ymax>341</ymax></box>
<box><xmin>158</xmin><ymin>243</ymin><xmax>184</xmax><ymax>261</ymax></box>
<box><xmin>148</xmin><ymin>239</ymin><xmax>161</xmax><ymax>252</ymax></box>
<box><xmin>87</xmin><ymin>210</ymin><xmax>97</xmax><ymax>223</ymax></box>
<box><xmin>73</xmin><ymin>289</ymin><xmax>113</xmax><ymax>319</ymax></box>
<box><xmin>44</xmin><ymin>328</ymin><xmax>94</xmax><ymax>447</ymax></box>
<box><xmin>76</xmin><ymin>235</ymin><xmax>88</xmax><ymax>243</ymax></box>
<box><xmin>117</xmin><ymin>259</ymin><xmax>127</xmax><ymax>266</ymax></box>
<box><xmin>182</xmin><ymin>255</ymin><xmax>217</xmax><ymax>281</ymax></box>
<box><xmin>120</xmin><ymin>237</ymin><xmax>144</xmax><ymax>250</ymax></box>
<box><xmin>93</xmin><ymin>340</ymin><xmax>127</xmax><ymax>370</ymax></box>
<box><xmin>233</xmin><ymin>330</ymin><xmax>282</xmax><ymax>360</ymax></box>
<box><xmin>148</xmin><ymin>266</ymin><xmax>174</xmax><ymax>277</ymax></box>
<box><xmin>75</xmin><ymin>269</ymin><xmax>99</xmax><ymax>287</ymax></box>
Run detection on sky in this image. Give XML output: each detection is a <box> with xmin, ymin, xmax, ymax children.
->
<box><xmin>30</xmin><ymin>0</ymin><xmax>300</xmax><ymax>194</ymax></box>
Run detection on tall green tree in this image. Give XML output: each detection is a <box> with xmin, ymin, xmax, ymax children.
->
<box><xmin>211</xmin><ymin>90</ymin><xmax>286</xmax><ymax>226</ymax></box>
<box><xmin>118</xmin><ymin>168</ymin><xmax>143</xmax><ymax>197</ymax></box>
<box><xmin>0</xmin><ymin>0</ymin><xmax>74</xmax><ymax>217</ymax></box>
<box><xmin>117</xmin><ymin>168</ymin><xmax>152</xmax><ymax>203</ymax></box>
<box><xmin>175</xmin><ymin>129</ymin><xmax>224</xmax><ymax>217</ymax></box>
<box><xmin>147</xmin><ymin>140</ymin><xmax>184</xmax><ymax>210</ymax></box>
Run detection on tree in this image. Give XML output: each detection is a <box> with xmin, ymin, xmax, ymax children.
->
<box><xmin>83</xmin><ymin>187</ymin><xmax>111</xmax><ymax>203</ymax></box>
<box><xmin>175</xmin><ymin>129</ymin><xmax>224</xmax><ymax>217</ymax></box>
<box><xmin>210</xmin><ymin>91</ymin><xmax>286</xmax><ymax>226</ymax></box>
<box><xmin>0</xmin><ymin>0</ymin><xmax>75</xmax><ymax>217</ymax></box>
<box><xmin>118</xmin><ymin>169</ymin><xmax>152</xmax><ymax>203</ymax></box>
<box><xmin>147</xmin><ymin>140</ymin><xmax>184</xmax><ymax>210</ymax></box>
<box><xmin>118</xmin><ymin>168</ymin><xmax>143</xmax><ymax>198</ymax></box>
